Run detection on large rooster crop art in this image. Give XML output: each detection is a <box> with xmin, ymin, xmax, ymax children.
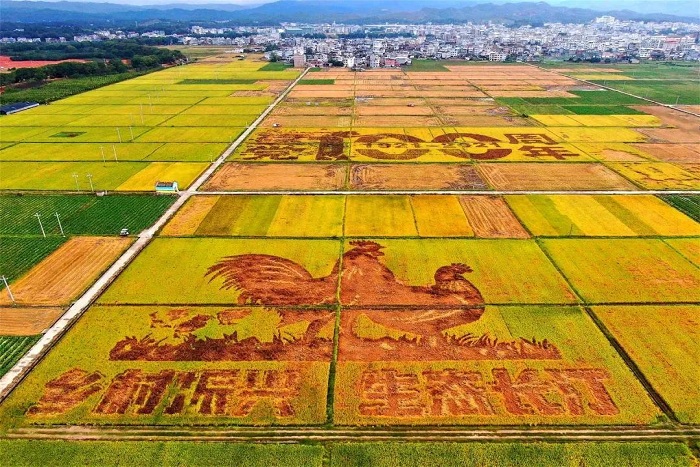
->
<box><xmin>206</xmin><ymin>240</ymin><xmax>486</xmax><ymax>334</ymax></box>
<box><xmin>110</xmin><ymin>241</ymin><xmax>561</xmax><ymax>361</ymax></box>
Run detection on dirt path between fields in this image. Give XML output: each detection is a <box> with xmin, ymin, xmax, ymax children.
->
<box><xmin>7</xmin><ymin>425</ymin><xmax>700</xmax><ymax>443</ymax></box>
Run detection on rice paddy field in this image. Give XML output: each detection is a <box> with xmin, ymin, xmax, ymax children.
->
<box><xmin>0</xmin><ymin>55</ymin><xmax>296</xmax><ymax>191</ymax></box>
<box><xmin>0</xmin><ymin>55</ymin><xmax>697</xmax><ymax>465</ymax></box>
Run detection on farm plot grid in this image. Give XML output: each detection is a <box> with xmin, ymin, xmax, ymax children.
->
<box><xmin>204</xmin><ymin>65</ymin><xmax>699</xmax><ymax>192</ymax></box>
<box><xmin>0</xmin><ymin>55</ymin><xmax>298</xmax><ymax>191</ymax></box>
<box><xmin>0</xmin><ymin>60</ymin><xmax>698</xmax><ymax>463</ymax></box>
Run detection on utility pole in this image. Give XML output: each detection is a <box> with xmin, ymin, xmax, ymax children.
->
<box><xmin>72</xmin><ymin>173</ymin><xmax>80</xmax><ymax>191</ymax></box>
<box><xmin>34</xmin><ymin>212</ymin><xmax>46</xmax><ymax>237</ymax></box>
<box><xmin>129</xmin><ymin>126</ymin><xmax>134</xmax><ymax>142</ymax></box>
<box><xmin>100</xmin><ymin>146</ymin><xmax>106</xmax><ymax>163</ymax></box>
<box><xmin>86</xmin><ymin>173</ymin><xmax>95</xmax><ymax>192</ymax></box>
<box><xmin>140</xmin><ymin>104</ymin><xmax>145</xmax><ymax>123</ymax></box>
<box><xmin>1</xmin><ymin>276</ymin><xmax>15</xmax><ymax>304</ymax></box>
<box><xmin>116</xmin><ymin>127</ymin><xmax>122</xmax><ymax>143</ymax></box>
<box><xmin>55</xmin><ymin>212</ymin><xmax>65</xmax><ymax>236</ymax></box>
<box><xmin>112</xmin><ymin>145</ymin><xmax>118</xmax><ymax>161</ymax></box>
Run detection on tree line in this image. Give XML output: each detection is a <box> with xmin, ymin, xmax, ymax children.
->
<box><xmin>0</xmin><ymin>41</ymin><xmax>184</xmax><ymax>87</ymax></box>
<box><xmin>2</xmin><ymin>40</ymin><xmax>184</xmax><ymax>62</ymax></box>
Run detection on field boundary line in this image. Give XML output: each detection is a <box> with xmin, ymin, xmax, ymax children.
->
<box><xmin>533</xmin><ymin>64</ymin><xmax>700</xmax><ymax>118</ymax></box>
<box><xmin>195</xmin><ymin>190</ymin><xmax>700</xmax><ymax>195</ymax></box>
<box><xmin>582</xmin><ymin>306</ymin><xmax>680</xmax><ymax>423</ymax></box>
<box><xmin>6</xmin><ymin>425</ymin><xmax>700</xmax><ymax>443</ymax></box>
<box><xmin>0</xmin><ymin>67</ymin><xmax>310</xmax><ymax>404</ymax></box>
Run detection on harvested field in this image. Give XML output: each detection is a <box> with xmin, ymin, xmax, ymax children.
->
<box><xmin>355</xmin><ymin>106</ymin><xmax>434</xmax><ymax>116</ymax></box>
<box><xmin>272</xmin><ymin>106</ymin><xmax>353</xmax><ymax>116</ymax></box>
<box><xmin>203</xmin><ymin>163</ymin><xmax>347</xmax><ymax>191</ymax></box>
<box><xmin>485</xmin><ymin>90</ymin><xmax>577</xmax><ymax>98</ymax></box>
<box><xmin>637</xmin><ymin>128</ymin><xmax>700</xmax><ymax>143</ymax></box>
<box><xmin>631</xmin><ymin>106</ymin><xmax>700</xmax><ymax>130</ymax></box>
<box><xmin>433</xmin><ymin>106</ymin><xmax>512</xmax><ymax>116</ymax></box>
<box><xmin>630</xmin><ymin>143</ymin><xmax>700</xmax><ymax>163</ymax></box>
<box><xmin>477</xmin><ymin>163</ymin><xmax>637</xmax><ymax>191</ymax></box>
<box><xmin>458</xmin><ymin>195</ymin><xmax>529</xmax><ymax>238</ymax></box>
<box><xmin>0</xmin><ymin>307</ymin><xmax>65</xmax><ymax>336</ymax></box>
<box><xmin>592</xmin><ymin>305</ymin><xmax>699</xmax><ymax>424</ymax></box>
<box><xmin>0</xmin><ymin>237</ymin><xmax>131</xmax><ymax>306</ymax></box>
<box><xmin>349</xmin><ymin>164</ymin><xmax>489</xmax><ymax>191</ymax></box>
<box><xmin>354</xmin><ymin>116</ymin><xmax>444</xmax><ymax>127</ymax></box>
<box><xmin>438</xmin><ymin>116</ymin><xmax>531</xmax><ymax>126</ymax></box>
<box><xmin>262</xmin><ymin>115</ymin><xmax>352</xmax><ymax>127</ymax></box>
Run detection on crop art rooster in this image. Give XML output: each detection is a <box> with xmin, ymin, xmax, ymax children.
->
<box><xmin>206</xmin><ymin>240</ymin><xmax>485</xmax><ymax>332</ymax></box>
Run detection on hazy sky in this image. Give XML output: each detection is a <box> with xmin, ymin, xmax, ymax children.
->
<box><xmin>13</xmin><ymin>0</ymin><xmax>692</xmax><ymax>10</ymax></box>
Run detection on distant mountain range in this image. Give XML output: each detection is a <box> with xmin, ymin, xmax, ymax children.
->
<box><xmin>2</xmin><ymin>0</ymin><xmax>698</xmax><ymax>24</ymax></box>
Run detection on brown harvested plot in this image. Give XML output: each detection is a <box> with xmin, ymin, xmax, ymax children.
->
<box><xmin>632</xmin><ymin>106</ymin><xmax>700</xmax><ymax>131</ymax></box>
<box><xmin>290</xmin><ymin>90</ymin><xmax>354</xmax><ymax>98</ymax></box>
<box><xmin>439</xmin><ymin>115</ymin><xmax>531</xmax><ymax>127</ymax></box>
<box><xmin>485</xmin><ymin>90</ymin><xmax>577</xmax><ymax>98</ymax></box>
<box><xmin>434</xmin><ymin>106</ymin><xmax>512</xmax><ymax>116</ymax></box>
<box><xmin>0</xmin><ymin>237</ymin><xmax>131</xmax><ymax>306</ymax></box>
<box><xmin>355</xmin><ymin>106</ymin><xmax>434</xmax><ymax>116</ymax></box>
<box><xmin>160</xmin><ymin>195</ymin><xmax>220</xmax><ymax>236</ymax></box>
<box><xmin>262</xmin><ymin>115</ymin><xmax>352</xmax><ymax>127</ymax></box>
<box><xmin>428</xmin><ymin>98</ymin><xmax>495</xmax><ymax>107</ymax></box>
<box><xmin>354</xmin><ymin>115</ymin><xmax>443</xmax><ymax>127</ymax></box>
<box><xmin>638</xmin><ymin>128</ymin><xmax>700</xmax><ymax>143</ymax></box>
<box><xmin>477</xmin><ymin>163</ymin><xmax>638</xmax><ymax>191</ymax></box>
<box><xmin>355</xmin><ymin>98</ymin><xmax>428</xmax><ymax>106</ymax></box>
<box><xmin>458</xmin><ymin>195</ymin><xmax>529</xmax><ymax>238</ymax></box>
<box><xmin>272</xmin><ymin>106</ymin><xmax>352</xmax><ymax>116</ymax></box>
<box><xmin>631</xmin><ymin>143</ymin><xmax>700</xmax><ymax>163</ymax></box>
<box><xmin>203</xmin><ymin>163</ymin><xmax>347</xmax><ymax>191</ymax></box>
<box><xmin>349</xmin><ymin>164</ymin><xmax>489</xmax><ymax>191</ymax></box>
<box><xmin>0</xmin><ymin>307</ymin><xmax>64</xmax><ymax>336</ymax></box>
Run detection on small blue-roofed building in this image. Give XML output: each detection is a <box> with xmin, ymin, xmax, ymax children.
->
<box><xmin>155</xmin><ymin>181</ymin><xmax>179</xmax><ymax>193</ymax></box>
<box><xmin>0</xmin><ymin>102</ymin><xmax>39</xmax><ymax>115</ymax></box>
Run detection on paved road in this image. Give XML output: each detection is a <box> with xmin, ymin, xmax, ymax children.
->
<box><xmin>198</xmin><ymin>189</ymin><xmax>700</xmax><ymax>195</ymax></box>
